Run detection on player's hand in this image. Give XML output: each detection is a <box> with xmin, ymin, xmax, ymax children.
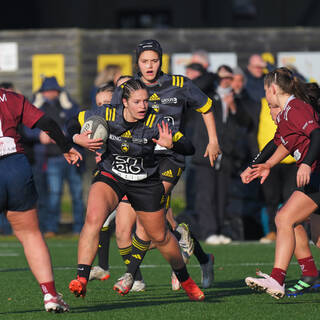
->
<box><xmin>39</xmin><ymin>131</ymin><xmax>54</xmax><ymax>144</ymax></box>
<box><xmin>152</xmin><ymin>121</ymin><xmax>173</xmax><ymax>149</ymax></box>
<box><xmin>95</xmin><ymin>151</ymin><xmax>102</xmax><ymax>164</ymax></box>
<box><xmin>240</xmin><ymin>166</ymin><xmax>255</xmax><ymax>184</ymax></box>
<box><xmin>63</xmin><ymin>147</ymin><xmax>83</xmax><ymax>166</ymax></box>
<box><xmin>250</xmin><ymin>163</ymin><xmax>271</xmax><ymax>184</ymax></box>
<box><xmin>204</xmin><ymin>142</ymin><xmax>221</xmax><ymax>167</ymax></box>
<box><xmin>296</xmin><ymin>163</ymin><xmax>311</xmax><ymax>187</ymax></box>
<box><xmin>73</xmin><ymin>131</ymin><xmax>103</xmax><ymax>152</ymax></box>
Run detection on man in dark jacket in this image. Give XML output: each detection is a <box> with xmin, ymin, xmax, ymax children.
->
<box><xmin>23</xmin><ymin>77</ymin><xmax>85</xmax><ymax>236</ymax></box>
<box><xmin>193</xmin><ymin>65</ymin><xmax>249</xmax><ymax>244</ymax></box>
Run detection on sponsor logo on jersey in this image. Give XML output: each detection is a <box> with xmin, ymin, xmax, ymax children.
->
<box><xmin>149</xmin><ymin>93</ymin><xmax>160</xmax><ymax>101</ymax></box>
<box><xmin>161</xmin><ymin>97</ymin><xmax>178</xmax><ymax>104</ymax></box>
<box><xmin>121</xmin><ymin>130</ymin><xmax>132</xmax><ymax>138</ymax></box>
<box><xmin>0</xmin><ymin>94</ymin><xmax>7</xmax><ymax>103</ymax></box>
<box><xmin>132</xmin><ymin>137</ymin><xmax>148</xmax><ymax>145</ymax></box>
<box><xmin>121</xmin><ymin>142</ymin><xmax>129</xmax><ymax>153</ymax></box>
<box><xmin>162</xmin><ymin>169</ymin><xmax>174</xmax><ymax>178</ymax></box>
<box><xmin>109</xmin><ymin>134</ymin><xmax>122</xmax><ymax>141</ymax></box>
<box><xmin>293</xmin><ymin>149</ymin><xmax>301</xmax><ymax>161</ymax></box>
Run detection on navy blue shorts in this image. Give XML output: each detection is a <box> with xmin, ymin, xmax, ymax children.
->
<box><xmin>0</xmin><ymin>153</ymin><xmax>38</xmax><ymax>212</ymax></box>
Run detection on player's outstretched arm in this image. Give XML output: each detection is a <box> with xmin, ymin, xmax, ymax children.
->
<box><xmin>201</xmin><ymin>111</ymin><xmax>221</xmax><ymax>166</ymax></box>
<box><xmin>152</xmin><ymin>121</ymin><xmax>195</xmax><ymax>155</ymax></box>
<box><xmin>35</xmin><ymin>115</ymin><xmax>83</xmax><ymax>165</ymax></box>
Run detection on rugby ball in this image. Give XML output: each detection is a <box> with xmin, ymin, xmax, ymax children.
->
<box><xmin>80</xmin><ymin>115</ymin><xmax>109</xmax><ymax>143</ymax></box>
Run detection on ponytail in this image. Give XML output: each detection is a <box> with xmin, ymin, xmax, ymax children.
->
<box><xmin>264</xmin><ymin>67</ymin><xmax>310</xmax><ymax>104</ymax></box>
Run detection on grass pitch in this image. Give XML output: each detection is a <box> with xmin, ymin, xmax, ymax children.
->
<box><xmin>0</xmin><ymin>237</ymin><xmax>319</xmax><ymax>320</ymax></box>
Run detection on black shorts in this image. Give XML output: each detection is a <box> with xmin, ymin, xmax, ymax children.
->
<box><xmin>158</xmin><ymin>157</ymin><xmax>184</xmax><ymax>185</ymax></box>
<box><xmin>296</xmin><ymin>172</ymin><xmax>320</xmax><ymax>210</ymax></box>
<box><xmin>92</xmin><ymin>170</ymin><xmax>165</xmax><ymax>212</ymax></box>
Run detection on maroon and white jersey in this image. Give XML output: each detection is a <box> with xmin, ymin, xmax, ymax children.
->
<box><xmin>0</xmin><ymin>89</ymin><xmax>44</xmax><ymax>156</ymax></box>
<box><xmin>274</xmin><ymin>95</ymin><xmax>320</xmax><ymax>171</ymax></box>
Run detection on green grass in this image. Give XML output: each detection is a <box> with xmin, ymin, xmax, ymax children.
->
<box><xmin>0</xmin><ymin>238</ymin><xmax>319</xmax><ymax>319</ymax></box>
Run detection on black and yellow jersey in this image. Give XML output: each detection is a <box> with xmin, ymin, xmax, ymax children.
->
<box><xmin>72</xmin><ymin>104</ymin><xmax>193</xmax><ymax>183</ymax></box>
<box><xmin>111</xmin><ymin>72</ymin><xmax>212</xmax><ymax>165</ymax></box>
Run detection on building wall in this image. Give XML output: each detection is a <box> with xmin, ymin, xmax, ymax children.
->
<box><xmin>1</xmin><ymin>27</ymin><xmax>320</xmax><ymax>104</ymax></box>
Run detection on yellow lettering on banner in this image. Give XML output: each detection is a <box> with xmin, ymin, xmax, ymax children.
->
<box><xmin>32</xmin><ymin>54</ymin><xmax>65</xmax><ymax>92</ymax></box>
<box><xmin>97</xmin><ymin>54</ymin><xmax>132</xmax><ymax>75</ymax></box>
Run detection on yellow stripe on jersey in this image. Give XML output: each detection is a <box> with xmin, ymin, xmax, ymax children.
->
<box><xmin>196</xmin><ymin>97</ymin><xmax>212</xmax><ymax>113</ymax></box>
<box><xmin>172</xmin><ymin>75</ymin><xmax>184</xmax><ymax>88</ymax></box>
<box><xmin>106</xmin><ymin>107</ymin><xmax>109</xmax><ymax>120</ymax></box>
<box><xmin>173</xmin><ymin>131</ymin><xmax>183</xmax><ymax>142</ymax></box>
<box><xmin>78</xmin><ymin>111</ymin><xmax>86</xmax><ymax>127</ymax></box>
<box><xmin>112</xmin><ymin>108</ymin><xmax>116</xmax><ymax>121</ymax></box>
<box><xmin>149</xmin><ymin>114</ymin><xmax>156</xmax><ymax>128</ymax></box>
<box><xmin>146</xmin><ymin>114</ymin><xmax>152</xmax><ymax>127</ymax></box>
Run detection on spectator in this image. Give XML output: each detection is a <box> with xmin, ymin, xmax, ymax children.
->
<box><xmin>245</xmin><ymin>54</ymin><xmax>267</xmax><ymax>103</ymax></box>
<box><xmin>193</xmin><ymin>65</ymin><xmax>247</xmax><ymax>245</ymax></box>
<box><xmin>27</xmin><ymin>77</ymin><xmax>85</xmax><ymax>237</ymax></box>
<box><xmin>178</xmin><ymin>58</ymin><xmax>218</xmax><ymax>220</ymax></box>
<box><xmin>90</xmin><ymin>64</ymin><xmax>122</xmax><ymax>107</ymax></box>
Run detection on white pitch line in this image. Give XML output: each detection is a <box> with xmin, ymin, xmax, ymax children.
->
<box><xmin>0</xmin><ymin>252</ymin><xmax>19</xmax><ymax>256</ymax></box>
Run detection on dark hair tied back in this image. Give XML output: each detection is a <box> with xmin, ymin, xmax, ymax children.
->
<box><xmin>264</xmin><ymin>67</ymin><xmax>310</xmax><ymax>104</ymax></box>
<box><xmin>122</xmin><ymin>79</ymin><xmax>145</xmax><ymax>101</ymax></box>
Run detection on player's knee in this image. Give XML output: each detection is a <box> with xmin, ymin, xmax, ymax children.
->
<box><xmin>115</xmin><ymin>227</ymin><xmax>131</xmax><ymax>243</ymax></box>
<box><xmin>150</xmin><ymin>229</ymin><xmax>169</xmax><ymax>247</ymax></box>
<box><xmin>275</xmin><ymin>211</ymin><xmax>293</xmax><ymax>229</ymax></box>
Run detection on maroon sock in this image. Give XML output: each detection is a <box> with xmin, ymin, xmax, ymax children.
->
<box><xmin>298</xmin><ymin>256</ymin><xmax>318</xmax><ymax>277</ymax></box>
<box><xmin>40</xmin><ymin>281</ymin><xmax>57</xmax><ymax>296</ymax></box>
<box><xmin>270</xmin><ymin>268</ymin><xmax>286</xmax><ymax>286</ymax></box>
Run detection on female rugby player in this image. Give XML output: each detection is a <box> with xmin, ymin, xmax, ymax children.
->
<box><xmin>241</xmin><ymin>67</ymin><xmax>320</xmax><ymax>299</ymax></box>
<box><xmin>109</xmin><ymin>40</ymin><xmax>218</xmax><ymax>293</ymax></box>
<box><xmin>68</xmin><ymin>79</ymin><xmax>205</xmax><ymax>301</ymax></box>
<box><xmin>0</xmin><ymin>88</ymin><xmax>81</xmax><ymax>312</ymax></box>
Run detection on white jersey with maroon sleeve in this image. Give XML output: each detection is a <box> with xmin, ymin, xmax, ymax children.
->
<box><xmin>0</xmin><ymin>89</ymin><xmax>44</xmax><ymax>156</ymax></box>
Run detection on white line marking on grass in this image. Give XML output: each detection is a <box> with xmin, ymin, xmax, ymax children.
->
<box><xmin>0</xmin><ymin>252</ymin><xmax>19</xmax><ymax>256</ymax></box>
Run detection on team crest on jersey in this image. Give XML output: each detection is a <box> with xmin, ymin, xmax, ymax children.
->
<box><xmin>121</xmin><ymin>130</ymin><xmax>132</xmax><ymax>138</ymax></box>
<box><xmin>152</xmin><ymin>104</ymin><xmax>159</xmax><ymax>112</ymax></box>
<box><xmin>149</xmin><ymin>93</ymin><xmax>160</xmax><ymax>101</ymax></box>
<box><xmin>121</xmin><ymin>142</ymin><xmax>129</xmax><ymax>153</ymax></box>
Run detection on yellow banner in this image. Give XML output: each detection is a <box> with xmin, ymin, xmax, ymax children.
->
<box><xmin>32</xmin><ymin>54</ymin><xmax>65</xmax><ymax>92</ymax></box>
<box><xmin>162</xmin><ymin>54</ymin><xmax>170</xmax><ymax>73</ymax></box>
<box><xmin>97</xmin><ymin>54</ymin><xmax>132</xmax><ymax>75</ymax></box>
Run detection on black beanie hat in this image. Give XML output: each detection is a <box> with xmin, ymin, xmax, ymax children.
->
<box><xmin>136</xmin><ymin>39</ymin><xmax>163</xmax><ymax>67</ymax></box>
